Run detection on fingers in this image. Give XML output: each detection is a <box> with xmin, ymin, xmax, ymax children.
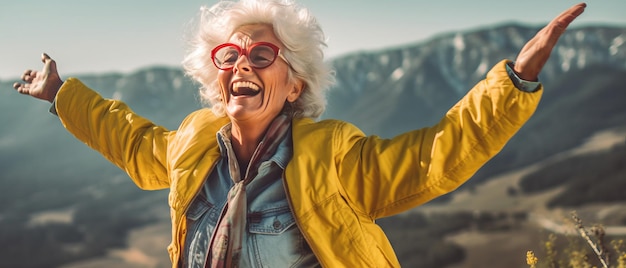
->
<box><xmin>513</xmin><ymin>3</ymin><xmax>586</xmax><ymax>80</ymax></box>
<box><xmin>14</xmin><ymin>52</ymin><xmax>53</xmax><ymax>85</ymax></box>
<box><xmin>554</xmin><ymin>3</ymin><xmax>586</xmax><ymax>29</ymax></box>
<box><xmin>13</xmin><ymin>69</ymin><xmax>33</xmax><ymax>94</ymax></box>
<box><xmin>19</xmin><ymin>69</ymin><xmax>36</xmax><ymax>84</ymax></box>
<box><xmin>12</xmin><ymin>82</ymin><xmax>22</xmax><ymax>91</ymax></box>
<box><xmin>547</xmin><ymin>3</ymin><xmax>586</xmax><ymax>42</ymax></box>
<box><xmin>12</xmin><ymin>81</ymin><xmax>30</xmax><ymax>95</ymax></box>
<box><xmin>544</xmin><ymin>3</ymin><xmax>586</xmax><ymax>53</ymax></box>
<box><xmin>20</xmin><ymin>69</ymin><xmax>31</xmax><ymax>81</ymax></box>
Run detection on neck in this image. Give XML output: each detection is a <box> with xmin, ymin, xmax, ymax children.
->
<box><xmin>229</xmin><ymin>119</ymin><xmax>270</xmax><ymax>170</ymax></box>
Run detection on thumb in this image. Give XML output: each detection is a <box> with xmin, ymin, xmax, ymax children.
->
<box><xmin>39</xmin><ymin>52</ymin><xmax>63</xmax><ymax>103</ymax></box>
<box><xmin>41</xmin><ymin>53</ymin><xmax>57</xmax><ymax>75</ymax></box>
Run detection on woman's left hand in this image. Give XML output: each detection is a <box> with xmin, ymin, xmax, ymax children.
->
<box><xmin>513</xmin><ymin>3</ymin><xmax>586</xmax><ymax>81</ymax></box>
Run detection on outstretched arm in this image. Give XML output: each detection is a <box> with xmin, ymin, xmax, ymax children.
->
<box><xmin>12</xmin><ymin>53</ymin><xmax>63</xmax><ymax>103</ymax></box>
<box><xmin>337</xmin><ymin>3</ymin><xmax>588</xmax><ymax>218</ymax></box>
<box><xmin>513</xmin><ymin>3</ymin><xmax>586</xmax><ymax>81</ymax></box>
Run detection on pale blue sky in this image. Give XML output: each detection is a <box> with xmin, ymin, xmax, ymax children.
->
<box><xmin>1</xmin><ymin>0</ymin><xmax>624</xmax><ymax>80</ymax></box>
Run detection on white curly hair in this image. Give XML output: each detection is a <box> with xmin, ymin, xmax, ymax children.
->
<box><xmin>182</xmin><ymin>0</ymin><xmax>335</xmax><ymax>119</ymax></box>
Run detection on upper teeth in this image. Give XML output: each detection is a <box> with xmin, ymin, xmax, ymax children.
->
<box><xmin>232</xmin><ymin>81</ymin><xmax>260</xmax><ymax>91</ymax></box>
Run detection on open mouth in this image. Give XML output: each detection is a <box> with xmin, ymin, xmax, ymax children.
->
<box><xmin>231</xmin><ymin>81</ymin><xmax>261</xmax><ymax>97</ymax></box>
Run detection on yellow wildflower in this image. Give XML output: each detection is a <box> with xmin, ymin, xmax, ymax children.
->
<box><xmin>527</xmin><ymin>250</ymin><xmax>538</xmax><ymax>268</ymax></box>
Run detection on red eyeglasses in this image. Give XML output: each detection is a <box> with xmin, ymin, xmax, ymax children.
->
<box><xmin>211</xmin><ymin>42</ymin><xmax>287</xmax><ymax>70</ymax></box>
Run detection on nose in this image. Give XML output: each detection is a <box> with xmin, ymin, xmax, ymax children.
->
<box><xmin>233</xmin><ymin>54</ymin><xmax>252</xmax><ymax>73</ymax></box>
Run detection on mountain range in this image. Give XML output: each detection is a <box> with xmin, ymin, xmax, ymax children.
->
<box><xmin>1</xmin><ymin>23</ymin><xmax>625</xmax><ymax>267</ymax></box>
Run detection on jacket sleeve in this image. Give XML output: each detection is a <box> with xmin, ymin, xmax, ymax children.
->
<box><xmin>336</xmin><ymin>60</ymin><xmax>543</xmax><ymax>219</ymax></box>
<box><xmin>55</xmin><ymin>78</ymin><xmax>173</xmax><ymax>190</ymax></box>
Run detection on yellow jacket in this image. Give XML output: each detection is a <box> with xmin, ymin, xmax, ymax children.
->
<box><xmin>55</xmin><ymin>60</ymin><xmax>541</xmax><ymax>267</ymax></box>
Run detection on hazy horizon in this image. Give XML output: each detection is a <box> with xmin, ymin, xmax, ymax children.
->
<box><xmin>1</xmin><ymin>0</ymin><xmax>624</xmax><ymax>80</ymax></box>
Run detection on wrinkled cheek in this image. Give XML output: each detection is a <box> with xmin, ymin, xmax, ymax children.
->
<box><xmin>218</xmin><ymin>85</ymin><xmax>229</xmax><ymax>103</ymax></box>
<box><xmin>217</xmin><ymin>72</ymin><xmax>231</xmax><ymax>101</ymax></box>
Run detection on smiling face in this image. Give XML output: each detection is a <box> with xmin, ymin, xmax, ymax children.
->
<box><xmin>217</xmin><ymin>24</ymin><xmax>303</xmax><ymax>125</ymax></box>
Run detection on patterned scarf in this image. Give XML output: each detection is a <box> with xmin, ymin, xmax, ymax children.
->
<box><xmin>208</xmin><ymin>114</ymin><xmax>292</xmax><ymax>267</ymax></box>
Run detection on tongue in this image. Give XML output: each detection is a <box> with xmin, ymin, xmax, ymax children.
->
<box><xmin>232</xmin><ymin>87</ymin><xmax>260</xmax><ymax>96</ymax></box>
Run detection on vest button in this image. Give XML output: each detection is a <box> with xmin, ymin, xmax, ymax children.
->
<box><xmin>273</xmin><ymin>220</ymin><xmax>282</xmax><ymax>230</ymax></box>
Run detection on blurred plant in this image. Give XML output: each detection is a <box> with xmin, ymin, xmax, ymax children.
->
<box><xmin>526</xmin><ymin>211</ymin><xmax>626</xmax><ymax>268</ymax></box>
<box><xmin>544</xmin><ymin>233</ymin><xmax>559</xmax><ymax>268</ymax></box>
<box><xmin>572</xmin><ymin>211</ymin><xmax>609</xmax><ymax>268</ymax></box>
<box><xmin>612</xmin><ymin>240</ymin><xmax>626</xmax><ymax>268</ymax></box>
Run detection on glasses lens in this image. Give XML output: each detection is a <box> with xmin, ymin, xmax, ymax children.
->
<box><xmin>249</xmin><ymin>45</ymin><xmax>277</xmax><ymax>68</ymax></box>
<box><xmin>214</xmin><ymin>45</ymin><xmax>240</xmax><ymax>69</ymax></box>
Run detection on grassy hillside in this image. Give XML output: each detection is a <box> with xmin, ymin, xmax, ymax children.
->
<box><xmin>520</xmin><ymin>140</ymin><xmax>626</xmax><ymax>208</ymax></box>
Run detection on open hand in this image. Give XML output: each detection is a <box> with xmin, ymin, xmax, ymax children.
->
<box><xmin>513</xmin><ymin>3</ymin><xmax>587</xmax><ymax>81</ymax></box>
<box><xmin>13</xmin><ymin>53</ymin><xmax>64</xmax><ymax>103</ymax></box>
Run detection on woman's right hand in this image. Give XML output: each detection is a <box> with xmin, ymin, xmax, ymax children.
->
<box><xmin>13</xmin><ymin>53</ymin><xmax>64</xmax><ymax>103</ymax></box>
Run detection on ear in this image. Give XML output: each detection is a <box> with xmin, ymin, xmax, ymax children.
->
<box><xmin>286</xmin><ymin>79</ymin><xmax>304</xmax><ymax>103</ymax></box>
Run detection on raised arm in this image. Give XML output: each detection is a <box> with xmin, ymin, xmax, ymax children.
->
<box><xmin>337</xmin><ymin>3</ymin><xmax>587</xmax><ymax>218</ymax></box>
<box><xmin>12</xmin><ymin>53</ymin><xmax>172</xmax><ymax>190</ymax></box>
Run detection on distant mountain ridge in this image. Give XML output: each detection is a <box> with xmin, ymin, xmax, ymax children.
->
<box><xmin>326</xmin><ymin>24</ymin><xmax>626</xmax><ymax>136</ymax></box>
<box><xmin>0</xmin><ymin>23</ymin><xmax>625</xmax><ymax>268</ymax></box>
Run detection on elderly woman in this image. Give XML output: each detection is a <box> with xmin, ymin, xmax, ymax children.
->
<box><xmin>13</xmin><ymin>0</ymin><xmax>585</xmax><ymax>267</ymax></box>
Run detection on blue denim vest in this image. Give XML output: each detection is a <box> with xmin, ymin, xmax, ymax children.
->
<box><xmin>183</xmin><ymin>125</ymin><xmax>319</xmax><ymax>267</ymax></box>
